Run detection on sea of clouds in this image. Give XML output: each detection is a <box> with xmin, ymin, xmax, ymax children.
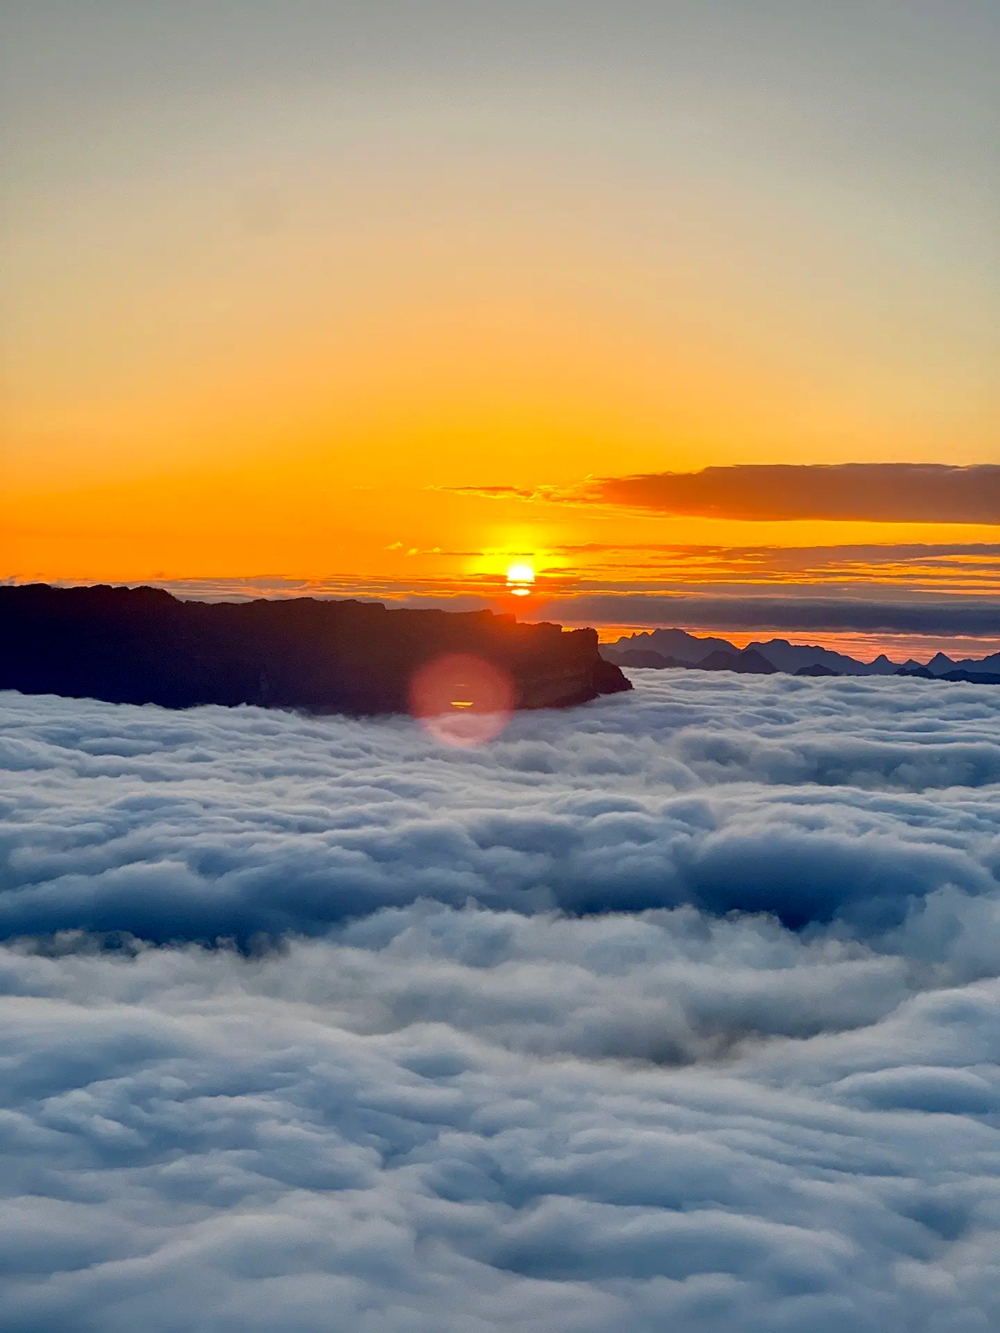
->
<box><xmin>3</xmin><ymin>672</ymin><xmax>1000</xmax><ymax>1331</ymax></box>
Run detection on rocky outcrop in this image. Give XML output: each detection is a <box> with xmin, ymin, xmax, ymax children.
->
<box><xmin>0</xmin><ymin>584</ymin><xmax>631</xmax><ymax>714</ymax></box>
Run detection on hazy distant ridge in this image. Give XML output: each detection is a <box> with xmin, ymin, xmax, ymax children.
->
<box><xmin>602</xmin><ymin>628</ymin><xmax>1000</xmax><ymax>681</ymax></box>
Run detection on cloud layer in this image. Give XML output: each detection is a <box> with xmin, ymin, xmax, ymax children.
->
<box><xmin>3</xmin><ymin>676</ymin><xmax>1000</xmax><ymax>1329</ymax></box>
<box><xmin>594</xmin><ymin>464</ymin><xmax>1000</xmax><ymax>524</ymax></box>
<box><xmin>541</xmin><ymin>594</ymin><xmax>1000</xmax><ymax>636</ymax></box>
<box><xmin>3</xmin><ymin>677</ymin><xmax>1000</xmax><ymax>940</ymax></box>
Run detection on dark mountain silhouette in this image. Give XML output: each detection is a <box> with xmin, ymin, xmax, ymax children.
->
<box><xmin>940</xmin><ymin>652</ymin><xmax>1000</xmax><ymax>675</ymax></box>
<box><xmin>607</xmin><ymin>628</ymin><xmax>737</xmax><ymax>664</ymax></box>
<box><xmin>0</xmin><ymin>584</ymin><xmax>631</xmax><ymax>714</ymax></box>
<box><xmin>613</xmin><ymin>648</ymin><xmax>692</xmax><ymax>669</ymax></box>
<box><xmin>865</xmin><ymin>655</ymin><xmax>900</xmax><ymax>675</ymax></box>
<box><xmin>897</xmin><ymin>666</ymin><xmax>1000</xmax><ymax>685</ymax></box>
<box><xmin>698</xmin><ymin>648</ymin><xmax>778</xmax><ymax>674</ymax></box>
<box><xmin>603</xmin><ymin>628</ymin><xmax>866</xmax><ymax>674</ymax></box>
<box><xmin>601</xmin><ymin>628</ymin><xmax>1000</xmax><ymax>684</ymax></box>
<box><xmin>743</xmin><ymin>638</ymin><xmax>896</xmax><ymax>675</ymax></box>
<box><xmin>926</xmin><ymin>653</ymin><xmax>957</xmax><ymax>674</ymax></box>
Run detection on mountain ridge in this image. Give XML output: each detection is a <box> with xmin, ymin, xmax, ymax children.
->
<box><xmin>0</xmin><ymin>584</ymin><xmax>631</xmax><ymax>714</ymax></box>
<box><xmin>601</xmin><ymin>628</ymin><xmax>1000</xmax><ymax>682</ymax></box>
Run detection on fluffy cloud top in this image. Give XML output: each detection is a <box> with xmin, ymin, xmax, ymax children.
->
<box><xmin>2</xmin><ymin>675</ymin><xmax>1000</xmax><ymax>1330</ymax></box>
<box><xmin>3</xmin><ymin>676</ymin><xmax>1000</xmax><ymax>942</ymax></box>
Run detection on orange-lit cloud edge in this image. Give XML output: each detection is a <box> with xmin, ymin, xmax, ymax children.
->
<box><xmin>5</xmin><ymin>465</ymin><xmax>998</xmax><ymax>664</ymax></box>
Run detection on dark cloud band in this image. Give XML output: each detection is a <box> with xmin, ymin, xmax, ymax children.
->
<box><xmin>593</xmin><ymin>464</ymin><xmax>1000</xmax><ymax>523</ymax></box>
<box><xmin>543</xmin><ymin>594</ymin><xmax>1000</xmax><ymax>635</ymax></box>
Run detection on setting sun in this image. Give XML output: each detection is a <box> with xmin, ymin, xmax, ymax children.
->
<box><xmin>505</xmin><ymin>562</ymin><xmax>535</xmax><ymax>596</ymax></box>
<box><xmin>506</xmin><ymin>562</ymin><xmax>535</xmax><ymax>583</ymax></box>
<box><xmin>3</xmin><ymin>6</ymin><xmax>999</xmax><ymax>1328</ymax></box>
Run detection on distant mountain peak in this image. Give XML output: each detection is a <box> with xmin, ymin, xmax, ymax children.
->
<box><xmin>601</xmin><ymin>629</ymin><xmax>1000</xmax><ymax>683</ymax></box>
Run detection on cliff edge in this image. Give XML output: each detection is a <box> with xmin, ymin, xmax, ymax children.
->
<box><xmin>0</xmin><ymin>584</ymin><xmax>631</xmax><ymax>714</ymax></box>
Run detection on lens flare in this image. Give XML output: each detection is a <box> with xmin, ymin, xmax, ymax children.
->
<box><xmin>409</xmin><ymin>653</ymin><xmax>515</xmax><ymax>747</ymax></box>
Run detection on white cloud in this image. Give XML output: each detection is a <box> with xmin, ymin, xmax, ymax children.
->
<box><xmin>2</xmin><ymin>673</ymin><xmax>1000</xmax><ymax>1329</ymax></box>
<box><xmin>2</xmin><ymin>675</ymin><xmax>999</xmax><ymax>942</ymax></box>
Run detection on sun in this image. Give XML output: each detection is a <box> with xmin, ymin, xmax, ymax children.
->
<box><xmin>506</xmin><ymin>562</ymin><xmax>535</xmax><ymax>596</ymax></box>
<box><xmin>506</xmin><ymin>562</ymin><xmax>535</xmax><ymax>584</ymax></box>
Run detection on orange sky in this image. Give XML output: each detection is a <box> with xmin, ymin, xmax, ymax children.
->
<box><xmin>3</xmin><ymin>3</ymin><xmax>997</xmax><ymax>640</ymax></box>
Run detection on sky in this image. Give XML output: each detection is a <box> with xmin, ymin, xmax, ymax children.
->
<box><xmin>2</xmin><ymin>2</ymin><xmax>998</xmax><ymax>646</ymax></box>
<box><xmin>5</xmin><ymin>674</ymin><xmax>1000</xmax><ymax>1328</ymax></box>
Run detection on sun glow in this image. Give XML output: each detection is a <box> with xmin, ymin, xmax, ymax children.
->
<box><xmin>506</xmin><ymin>563</ymin><xmax>535</xmax><ymax>583</ymax></box>
<box><xmin>506</xmin><ymin>562</ymin><xmax>535</xmax><ymax>596</ymax></box>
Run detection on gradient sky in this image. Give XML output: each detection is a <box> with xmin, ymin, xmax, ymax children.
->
<box><xmin>2</xmin><ymin>2</ymin><xmax>997</xmax><ymax>639</ymax></box>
